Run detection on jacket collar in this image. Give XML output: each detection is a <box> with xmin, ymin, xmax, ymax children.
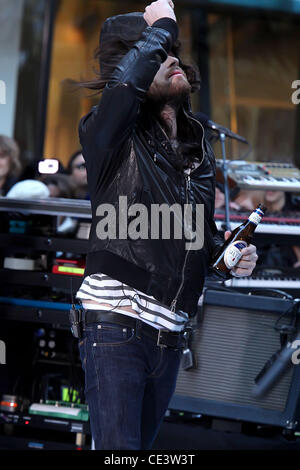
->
<box><xmin>138</xmin><ymin>101</ymin><xmax>205</xmax><ymax>170</ymax></box>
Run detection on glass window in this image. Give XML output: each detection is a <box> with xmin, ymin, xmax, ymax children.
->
<box><xmin>43</xmin><ymin>0</ymin><xmax>201</xmax><ymax>169</ymax></box>
<box><xmin>208</xmin><ymin>13</ymin><xmax>300</xmax><ymax>162</ymax></box>
<box><xmin>43</xmin><ymin>1</ymin><xmax>300</xmax><ymax>171</ymax></box>
<box><xmin>0</xmin><ymin>0</ymin><xmax>49</xmax><ymax>178</ymax></box>
<box><xmin>0</xmin><ymin>0</ymin><xmax>25</xmax><ymax>138</ymax></box>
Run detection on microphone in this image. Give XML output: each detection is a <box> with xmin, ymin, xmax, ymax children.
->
<box><xmin>252</xmin><ymin>331</ymin><xmax>300</xmax><ymax>399</ymax></box>
<box><xmin>195</xmin><ymin>112</ymin><xmax>249</xmax><ymax>145</ymax></box>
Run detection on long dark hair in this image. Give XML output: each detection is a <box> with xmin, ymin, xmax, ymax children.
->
<box><xmin>67</xmin><ymin>149</ymin><xmax>83</xmax><ymax>174</ymax></box>
<box><xmin>73</xmin><ymin>36</ymin><xmax>202</xmax><ymax>171</ymax></box>
<box><xmin>73</xmin><ymin>38</ymin><xmax>201</xmax><ymax>95</ymax></box>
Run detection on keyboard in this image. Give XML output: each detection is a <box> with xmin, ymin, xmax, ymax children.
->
<box><xmin>224</xmin><ymin>268</ymin><xmax>300</xmax><ymax>292</ymax></box>
<box><xmin>216</xmin><ymin>161</ymin><xmax>300</xmax><ymax>192</ymax></box>
<box><xmin>215</xmin><ymin>212</ymin><xmax>300</xmax><ymax>236</ymax></box>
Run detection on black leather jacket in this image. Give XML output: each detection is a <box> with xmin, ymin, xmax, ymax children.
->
<box><xmin>79</xmin><ymin>19</ymin><xmax>223</xmax><ymax>316</ymax></box>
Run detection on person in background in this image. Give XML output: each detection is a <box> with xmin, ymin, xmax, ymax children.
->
<box><xmin>233</xmin><ymin>189</ymin><xmax>256</xmax><ymax>211</ymax></box>
<box><xmin>222</xmin><ymin>189</ymin><xmax>265</xmax><ymax>213</ymax></box>
<box><xmin>6</xmin><ymin>180</ymin><xmax>50</xmax><ymax>199</ymax></box>
<box><xmin>41</xmin><ymin>173</ymin><xmax>74</xmax><ymax>199</ymax></box>
<box><xmin>214</xmin><ymin>184</ymin><xmax>226</xmax><ymax>210</ymax></box>
<box><xmin>257</xmin><ymin>190</ymin><xmax>300</xmax><ymax>268</ymax></box>
<box><xmin>41</xmin><ymin>173</ymin><xmax>78</xmax><ymax>233</ymax></box>
<box><xmin>263</xmin><ymin>190</ymin><xmax>299</xmax><ymax>213</ymax></box>
<box><xmin>67</xmin><ymin>150</ymin><xmax>88</xmax><ymax>199</ymax></box>
<box><xmin>214</xmin><ymin>182</ymin><xmax>241</xmax><ymax>212</ymax></box>
<box><xmin>0</xmin><ymin>135</ymin><xmax>22</xmax><ymax>196</ymax></box>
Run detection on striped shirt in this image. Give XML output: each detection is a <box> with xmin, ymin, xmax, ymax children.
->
<box><xmin>76</xmin><ymin>273</ymin><xmax>189</xmax><ymax>332</ymax></box>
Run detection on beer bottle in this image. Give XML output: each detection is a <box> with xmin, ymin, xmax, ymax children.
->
<box><xmin>210</xmin><ymin>203</ymin><xmax>266</xmax><ymax>279</ymax></box>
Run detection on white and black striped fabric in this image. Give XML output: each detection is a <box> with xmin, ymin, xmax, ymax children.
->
<box><xmin>76</xmin><ymin>273</ymin><xmax>189</xmax><ymax>332</ymax></box>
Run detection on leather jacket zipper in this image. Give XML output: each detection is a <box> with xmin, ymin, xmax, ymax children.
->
<box><xmin>155</xmin><ymin>116</ymin><xmax>206</xmax><ymax>169</ymax></box>
<box><xmin>154</xmin><ymin>113</ymin><xmax>205</xmax><ymax>313</ymax></box>
<box><xmin>170</xmin><ymin>169</ymin><xmax>192</xmax><ymax>313</ymax></box>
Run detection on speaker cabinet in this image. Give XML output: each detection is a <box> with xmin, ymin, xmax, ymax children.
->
<box><xmin>170</xmin><ymin>288</ymin><xmax>300</xmax><ymax>430</ymax></box>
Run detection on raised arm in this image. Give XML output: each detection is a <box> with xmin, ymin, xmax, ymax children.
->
<box><xmin>79</xmin><ymin>1</ymin><xmax>177</xmax><ymax>152</ymax></box>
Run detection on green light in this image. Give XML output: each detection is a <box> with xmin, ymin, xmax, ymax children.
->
<box><xmin>61</xmin><ymin>387</ymin><xmax>80</xmax><ymax>404</ymax></box>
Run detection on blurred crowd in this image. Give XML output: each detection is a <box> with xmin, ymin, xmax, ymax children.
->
<box><xmin>0</xmin><ymin>135</ymin><xmax>88</xmax><ymax>200</ymax></box>
<box><xmin>1</xmin><ymin>133</ymin><xmax>300</xmax><ymax>214</ymax></box>
<box><xmin>215</xmin><ymin>182</ymin><xmax>300</xmax><ymax>215</ymax></box>
<box><xmin>1</xmin><ymin>134</ymin><xmax>300</xmax><ymax>268</ymax></box>
<box><xmin>0</xmin><ymin>135</ymin><xmax>300</xmax><ymax>214</ymax></box>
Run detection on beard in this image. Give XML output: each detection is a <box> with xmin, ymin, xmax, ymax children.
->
<box><xmin>144</xmin><ymin>78</ymin><xmax>199</xmax><ymax>172</ymax></box>
<box><xmin>147</xmin><ymin>78</ymin><xmax>191</xmax><ymax>111</ymax></box>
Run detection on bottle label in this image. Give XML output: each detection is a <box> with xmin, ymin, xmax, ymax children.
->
<box><xmin>223</xmin><ymin>240</ymin><xmax>248</xmax><ymax>269</ymax></box>
<box><xmin>248</xmin><ymin>208</ymin><xmax>264</xmax><ymax>225</ymax></box>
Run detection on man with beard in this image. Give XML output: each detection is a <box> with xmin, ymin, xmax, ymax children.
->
<box><xmin>75</xmin><ymin>0</ymin><xmax>258</xmax><ymax>450</ymax></box>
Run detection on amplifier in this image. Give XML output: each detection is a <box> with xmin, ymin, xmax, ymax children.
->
<box><xmin>170</xmin><ymin>288</ymin><xmax>300</xmax><ymax>430</ymax></box>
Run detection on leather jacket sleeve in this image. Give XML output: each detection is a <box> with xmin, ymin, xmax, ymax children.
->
<box><xmin>205</xmin><ymin>138</ymin><xmax>226</xmax><ymax>255</ymax></box>
<box><xmin>79</xmin><ymin>21</ymin><xmax>177</xmax><ymax>154</ymax></box>
<box><xmin>209</xmin><ymin>214</ymin><xmax>225</xmax><ymax>256</ymax></box>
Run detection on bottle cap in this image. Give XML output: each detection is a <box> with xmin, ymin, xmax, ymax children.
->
<box><xmin>257</xmin><ymin>203</ymin><xmax>267</xmax><ymax>214</ymax></box>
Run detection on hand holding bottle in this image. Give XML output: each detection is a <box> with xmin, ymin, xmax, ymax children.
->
<box><xmin>211</xmin><ymin>204</ymin><xmax>265</xmax><ymax>279</ymax></box>
<box><xmin>224</xmin><ymin>230</ymin><xmax>258</xmax><ymax>277</ymax></box>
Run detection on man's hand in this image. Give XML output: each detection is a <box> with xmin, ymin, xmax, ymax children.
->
<box><xmin>292</xmin><ymin>246</ymin><xmax>300</xmax><ymax>268</ymax></box>
<box><xmin>224</xmin><ymin>231</ymin><xmax>258</xmax><ymax>278</ymax></box>
<box><xmin>144</xmin><ymin>0</ymin><xmax>176</xmax><ymax>26</ymax></box>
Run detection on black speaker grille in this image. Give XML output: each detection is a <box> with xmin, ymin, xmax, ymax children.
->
<box><xmin>175</xmin><ymin>305</ymin><xmax>293</xmax><ymax>411</ymax></box>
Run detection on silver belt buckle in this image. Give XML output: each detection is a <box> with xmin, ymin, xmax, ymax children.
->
<box><xmin>157</xmin><ymin>329</ymin><xmax>170</xmax><ymax>348</ymax></box>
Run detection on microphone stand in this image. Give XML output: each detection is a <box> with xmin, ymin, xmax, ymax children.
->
<box><xmin>252</xmin><ymin>298</ymin><xmax>300</xmax><ymax>399</ymax></box>
<box><xmin>196</xmin><ymin>112</ymin><xmax>250</xmax><ymax>232</ymax></box>
<box><xmin>218</xmin><ymin>132</ymin><xmax>231</xmax><ymax>232</ymax></box>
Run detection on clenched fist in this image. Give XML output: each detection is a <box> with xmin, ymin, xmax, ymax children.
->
<box><xmin>144</xmin><ymin>0</ymin><xmax>176</xmax><ymax>26</ymax></box>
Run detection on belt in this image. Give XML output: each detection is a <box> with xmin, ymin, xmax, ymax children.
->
<box><xmin>84</xmin><ymin>310</ymin><xmax>187</xmax><ymax>349</ymax></box>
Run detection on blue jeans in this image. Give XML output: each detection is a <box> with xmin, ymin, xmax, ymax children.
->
<box><xmin>78</xmin><ymin>320</ymin><xmax>182</xmax><ymax>450</ymax></box>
